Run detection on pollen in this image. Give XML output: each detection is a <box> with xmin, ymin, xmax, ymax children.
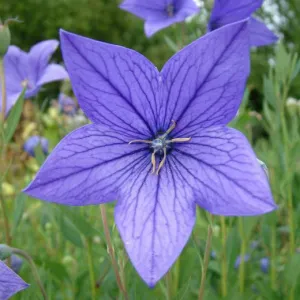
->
<box><xmin>129</xmin><ymin>120</ymin><xmax>191</xmax><ymax>175</ymax></box>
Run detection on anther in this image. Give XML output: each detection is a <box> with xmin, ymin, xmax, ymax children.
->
<box><xmin>156</xmin><ymin>148</ymin><xmax>167</xmax><ymax>175</ymax></box>
<box><xmin>128</xmin><ymin>120</ymin><xmax>191</xmax><ymax>176</ymax></box>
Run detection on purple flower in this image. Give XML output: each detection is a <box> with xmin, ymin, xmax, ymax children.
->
<box><xmin>58</xmin><ymin>93</ymin><xmax>77</xmax><ymax>115</ymax></box>
<box><xmin>208</xmin><ymin>0</ymin><xmax>278</xmax><ymax>47</ymax></box>
<box><xmin>0</xmin><ymin>40</ymin><xmax>68</xmax><ymax>115</ymax></box>
<box><xmin>234</xmin><ymin>254</ymin><xmax>251</xmax><ymax>269</ymax></box>
<box><xmin>23</xmin><ymin>136</ymin><xmax>49</xmax><ymax>157</ymax></box>
<box><xmin>0</xmin><ymin>260</ymin><xmax>28</xmax><ymax>299</ymax></box>
<box><xmin>120</xmin><ymin>0</ymin><xmax>199</xmax><ymax>37</ymax></box>
<box><xmin>260</xmin><ymin>257</ymin><xmax>269</xmax><ymax>273</ymax></box>
<box><xmin>24</xmin><ymin>21</ymin><xmax>276</xmax><ymax>286</ymax></box>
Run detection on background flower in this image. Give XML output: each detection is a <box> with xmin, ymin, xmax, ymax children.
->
<box><xmin>23</xmin><ymin>136</ymin><xmax>49</xmax><ymax>157</ymax></box>
<box><xmin>0</xmin><ymin>40</ymin><xmax>68</xmax><ymax>115</ymax></box>
<box><xmin>208</xmin><ymin>0</ymin><xmax>278</xmax><ymax>47</ymax></box>
<box><xmin>120</xmin><ymin>0</ymin><xmax>199</xmax><ymax>37</ymax></box>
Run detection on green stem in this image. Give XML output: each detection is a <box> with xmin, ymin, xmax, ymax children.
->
<box><xmin>173</xmin><ymin>255</ymin><xmax>180</xmax><ymax>295</ymax></box>
<box><xmin>198</xmin><ymin>214</ymin><xmax>214</xmax><ymax>300</ymax></box>
<box><xmin>166</xmin><ymin>271</ymin><xmax>172</xmax><ymax>300</ymax></box>
<box><xmin>100</xmin><ymin>205</ymin><xmax>128</xmax><ymax>300</ymax></box>
<box><xmin>238</xmin><ymin>218</ymin><xmax>246</xmax><ymax>294</ymax></box>
<box><xmin>270</xmin><ymin>226</ymin><xmax>276</xmax><ymax>290</ymax></box>
<box><xmin>220</xmin><ymin>216</ymin><xmax>227</xmax><ymax>297</ymax></box>
<box><xmin>0</xmin><ymin>58</ymin><xmax>6</xmax><ymax>123</ymax></box>
<box><xmin>11</xmin><ymin>247</ymin><xmax>48</xmax><ymax>300</ymax></box>
<box><xmin>86</xmin><ymin>239</ymin><xmax>97</xmax><ymax>300</ymax></box>
<box><xmin>0</xmin><ymin>193</ymin><xmax>11</xmax><ymax>266</ymax></box>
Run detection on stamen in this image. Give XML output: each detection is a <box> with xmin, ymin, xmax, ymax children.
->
<box><xmin>151</xmin><ymin>151</ymin><xmax>156</xmax><ymax>174</ymax></box>
<box><xmin>128</xmin><ymin>120</ymin><xmax>191</xmax><ymax>176</ymax></box>
<box><xmin>156</xmin><ymin>148</ymin><xmax>167</xmax><ymax>175</ymax></box>
<box><xmin>128</xmin><ymin>139</ymin><xmax>152</xmax><ymax>144</ymax></box>
<box><xmin>168</xmin><ymin>137</ymin><xmax>191</xmax><ymax>143</ymax></box>
<box><xmin>160</xmin><ymin>120</ymin><xmax>176</xmax><ymax>139</ymax></box>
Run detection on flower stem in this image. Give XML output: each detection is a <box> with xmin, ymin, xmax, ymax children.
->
<box><xmin>270</xmin><ymin>226</ymin><xmax>276</xmax><ymax>290</ymax></box>
<box><xmin>0</xmin><ymin>58</ymin><xmax>6</xmax><ymax>123</ymax></box>
<box><xmin>86</xmin><ymin>239</ymin><xmax>97</xmax><ymax>300</ymax></box>
<box><xmin>166</xmin><ymin>271</ymin><xmax>172</xmax><ymax>300</ymax></box>
<box><xmin>100</xmin><ymin>205</ymin><xmax>128</xmax><ymax>300</ymax></box>
<box><xmin>198</xmin><ymin>214</ymin><xmax>214</xmax><ymax>300</ymax></box>
<box><xmin>11</xmin><ymin>247</ymin><xmax>48</xmax><ymax>300</ymax></box>
<box><xmin>0</xmin><ymin>193</ymin><xmax>11</xmax><ymax>266</ymax></box>
<box><xmin>238</xmin><ymin>217</ymin><xmax>246</xmax><ymax>294</ymax></box>
<box><xmin>220</xmin><ymin>216</ymin><xmax>227</xmax><ymax>297</ymax></box>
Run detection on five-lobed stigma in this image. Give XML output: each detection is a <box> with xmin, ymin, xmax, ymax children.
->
<box><xmin>129</xmin><ymin>120</ymin><xmax>191</xmax><ymax>175</ymax></box>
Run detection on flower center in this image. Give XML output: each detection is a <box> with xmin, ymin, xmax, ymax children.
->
<box><xmin>129</xmin><ymin>120</ymin><xmax>191</xmax><ymax>175</ymax></box>
<box><xmin>166</xmin><ymin>4</ymin><xmax>175</xmax><ymax>17</ymax></box>
<box><xmin>21</xmin><ymin>79</ymin><xmax>31</xmax><ymax>89</ymax></box>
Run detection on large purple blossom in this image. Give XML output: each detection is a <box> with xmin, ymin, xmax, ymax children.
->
<box><xmin>120</xmin><ymin>0</ymin><xmax>199</xmax><ymax>37</ymax></box>
<box><xmin>0</xmin><ymin>260</ymin><xmax>28</xmax><ymax>299</ymax></box>
<box><xmin>0</xmin><ymin>40</ymin><xmax>68</xmax><ymax>115</ymax></box>
<box><xmin>208</xmin><ymin>0</ymin><xmax>278</xmax><ymax>47</ymax></box>
<box><xmin>24</xmin><ymin>20</ymin><xmax>276</xmax><ymax>286</ymax></box>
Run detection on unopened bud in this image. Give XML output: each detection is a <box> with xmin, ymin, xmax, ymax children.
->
<box><xmin>0</xmin><ymin>20</ymin><xmax>11</xmax><ymax>56</ymax></box>
<box><xmin>0</xmin><ymin>244</ymin><xmax>12</xmax><ymax>260</ymax></box>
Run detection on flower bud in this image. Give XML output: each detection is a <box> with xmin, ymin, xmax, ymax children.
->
<box><xmin>0</xmin><ymin>244</ymin><xmax>12</xmax><ymax>260</ymax></box>
<box><xmin>0</xmin><ymin>20</ymin><xmax>11</xmax><ymax>57</ymax></box>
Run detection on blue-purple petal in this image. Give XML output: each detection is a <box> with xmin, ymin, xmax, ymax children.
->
<box><xmin>0</xmin><ymin>260</ymin><xmax>28</xmax><ymax>300</ymax></box>
<box><xmin>249</xmin><ymin>17</ymin><xmax>278</xmax><ymax>47</ymax></box>
<box><xmin>60</xmin><ymin>29</ymin><xmax>160</xmax><ymax>138</ymax></box>
<box><xmin>172</xmin><ymin>126</ymin><xmax>276</xmax><ymax>216</ymax></box>
<box><xmin>115</xmin><ymin>156</ymin><xmax>196</xmax><ymax>286</ymax></box>
<box><xmin>37</xmin><ymin>63</ymin><xmax>69</xmax><ymax>86</ymax></box>
<box><xmin>208</xmin><ymin>0</ymin><xmax>263</xmax><ymax>31</ymax></box>
<box><xmin>23</xmin><ymin>124</ymin><xmax>150</xmax><ymax>205</ymax></box>
<box><xmin>28</xmin><ymin>40</ymin><xmax>59</xmax><ymax>84</ymax></box>
<box><xmin>159</xmin><ymin>20</ymin><xmax>250</xmax><ymax>136</ymax></box>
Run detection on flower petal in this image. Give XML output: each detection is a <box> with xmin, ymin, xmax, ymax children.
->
<box><xmin>172</xmin><ymin>126</ymin><xmax>276</xmax><ymax>216</ymax></box>
<box><xmin>145</xmin><ymin>16</ymin><xmax>182</xmax><ymax>37</ymax></box>
<box><xmin>115</xmin><ymin>161</ymin><xmax>196</xmax><ymax>286</ymax></box>
<box><xmin>0</xmin><ymin>260</ymin><xmax>28</xmax><ymax>300</ymax></box>
<box><xmin>120</xmin><ymin>0</ymin><xmax>168</xmax><ymax>20</ymax></box>
<box><xmin>208</xmin><ymin>0</ymin><xmax>263</xmax><ymax>31</ymax></box>
<box><xmin>24</xmin><ymin>124</ymin><xmax>150</xmax><ymax>205</ymax></box>
<box><xmin>4</xmin><ymin>46</ymin><xmax>28</xmax><ymax>94</ymax></box>
<box><xmin>249</xmin><ymin>17</ymin><xmax>278</xmax><ymax>47</ymax></box>
<box><xmin>159</xmin><ymin>20</ymin><xmax>250</xmax><ymax>136</ymax></box>
<box><xmin>0</xmin><ymin>92</ymin><xmax>21</xmax><ymax>116</ymax></box>
<box><xmin>28</xmin><ymin>40</ymin><xmax>59</xmax><ymax>84</ymax></box>
<box><xmin>37</xmin><ymin>64</ymin><xmax>69</xmax><ymax>86</ymax></box>
<box><xmin>60</xmin><ymin>30</ymin><xmax>160</xmax><ymax>139</ymax></box>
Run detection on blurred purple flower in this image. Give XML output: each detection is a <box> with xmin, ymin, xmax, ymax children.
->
<box><xmin>10</xmin><ymin>255</ymin><xmax>24</xmax><ymax>274</ymax></box>
<box><xmin>23</xmin><ymin>136</ymin><xmax>49</xmax><ymax>157</ymax></box>
<box><xmin>250</xmin><ymin>240</ymin><xmax>259</xmax><ymax>249</ymax></box>
<box><xmin>208</xmin><ymin>0</ymin><xmax>278</xmax><ymax>47</ymax></box>
<box><xmin>235</xmin><ymin>254</ymin><xmax>251</xmax><ymax>269</ymax></box>
<box><xmin>120</xmin><ymin>0</ymin><xmax>199</xmax><ymax>37</ymax></box>
<box><xmin>0</xmin><ymin>40</ymin><xmax>68</xmax><ymax>115</ymax></box>
<box><xmin>260</xmin><ymin>257</ymin><xmax>269</xmax><ymax>273</ymax></box>
<box><xmin>0</xmin><ymin>260</ymin><xmax>28</xmax><ymax>300</ymax></box>
<box><xmin>24</xmin><ymin>22</ymin><xmax>276</xmax><ymax>287</ymax></box>
<box><xmin>58</xmin><ymin>93</ymin><xmax>77</xmax><ymax>115</ymax></box>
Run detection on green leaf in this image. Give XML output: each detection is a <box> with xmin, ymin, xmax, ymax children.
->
<box><xmin>4</xmin><ymin>88</ymin><xmax>26</xmax><ymax>143</ymax></box>
<box><xmin>12</xmin><ymin>192</ymin><xmax>27</xmax><ymax>234</ymax></box>
<box><xmin>34</xmin><ymin>143</ymin><xmax>46</xmax><ymax>166</ymax></box>
<box><xmin>284</xmin><ymin>254</ymin><xmax>300</xmax><ymax>288</ymax></box>
<box><xmin>58</xmin><ymin>206</ymin><xmax>99</xmax><ymax>238</ymax></box>
<box><xmin>60</xmin><ymin>215</ymin><xmax>84</xmax><ymax>248</ymax></box>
